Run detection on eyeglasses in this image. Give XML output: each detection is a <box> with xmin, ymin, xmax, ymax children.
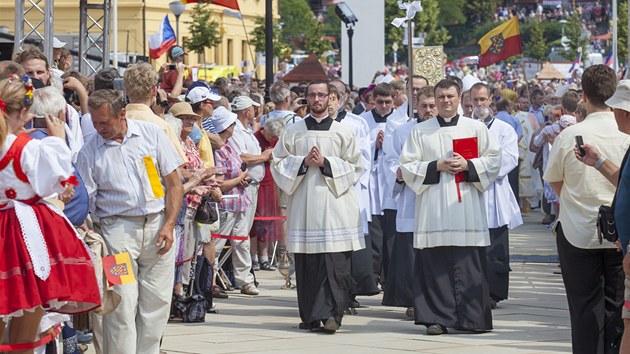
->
<box><xmin>375</xmin><ymin>99</ymin><xmax>393</xmax><ymax>105</ymax></box>
<box><xmin>306</xmin><ymin>93</ymin><xmax>329</xmax><ymax>99</ymax></box>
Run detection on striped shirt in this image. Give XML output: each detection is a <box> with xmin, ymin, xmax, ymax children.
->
<box><xmin>214</xmin><ymin>142</ymin><xmax>251</xmax><ymax>212</ymax></box>
<box><xmin>230</xmin><ymin>119</ymin><xmax>264</xmax><ymax>183</ymax></box>
<box><xmin>76</xmin><ymin>119</ymin><xmax>184</xmax><ymax>218</ymax></box>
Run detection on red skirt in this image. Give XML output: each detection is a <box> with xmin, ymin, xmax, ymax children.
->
<box><xmin>0</xmin><ymin>204</ymin><xmax>101</xmax><ymax>318</ymax></box>
<box><xmin>250</xmin><ymin>182</ymin><xmax>283</xmax><ymax>243</ymax></box>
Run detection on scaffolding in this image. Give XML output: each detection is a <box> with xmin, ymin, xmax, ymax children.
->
<box><xmin>13</xmin><ymin>0</ymin><xmax>111</xmax><ymax>76</ymax></box>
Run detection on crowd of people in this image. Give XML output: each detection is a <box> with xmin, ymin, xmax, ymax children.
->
<box><xmin>1</xmin><ymin>35</ymin><xmax>630</xmax><ymax>354</ymax></box>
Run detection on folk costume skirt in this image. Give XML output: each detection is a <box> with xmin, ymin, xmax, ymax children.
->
<box><xmin>0</xmin><ymin>204</ymin><xmax>101</xmax><ymax>319</ymax></box>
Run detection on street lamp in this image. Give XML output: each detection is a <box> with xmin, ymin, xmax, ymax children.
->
<box><xmin>169</xmin><ymin>1</ymin><xmax>186</xmax><ymax>45</ymax></box>
<box><xmin>335</xmin><ymin>2</ymin><xmax>358</xmax><ymax>90</ymax></box>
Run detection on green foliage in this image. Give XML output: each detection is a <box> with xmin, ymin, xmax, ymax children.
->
<box><xmin>464</xmin><ymin>0</ymin><xmax>498</xmax><ymax>25</ymax></box>
<box><xmin>438</xmin><ymin>0</ymin><xmax>466</xmax><ymax>26</ymax></box>
<box><xmin>525</xmin><ymin>20</ymin><xmax>547</xmax><ymax>60</ymax></box>
<box><xmin>183</xmin><ymin>4</ymin><xmax>221</xmax><ymax>61</ymax></box>
<box><xmin>619</xmin><ymin>1</ymin><xmax>628</xmax><ymax>65</ymax></box>
<box><xmin>249</xmin><ymin>17</ymin><xmax>289</xmax><ymax>58</ymax></box>
<box><xmin>384</xmin><ymin>0</ymin><xmax>405</xmax><ymax>60</ymax></box>
<box><xmin>304</xmin><ymin>22</ymin><xmax>333</xmax><ymax>56</ymax></box>
<box><xmin>417</xmin><ymin>0</ymin><xmax>451</xmax><ymax>46</ymax></box>
<box><xmin>560</xmin><ymin>13</ymin><xmax>590</xmax><ymax>61</ymax></box>
<box><xmin>279</xmin><ymin>0</ymin><xmax>316</xmax><ymax>48</ymax></box>
<box><xmin>323</xmin><ymin>5</ymin><xmax>341</xmax><ymax>48</ymax></box>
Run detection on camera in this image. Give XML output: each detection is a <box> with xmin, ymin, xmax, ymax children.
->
<box><xmin>168</xmin><ymin>64</ymin><xmax>176</xmax><ymax>70</ymax></box>
<box><xmin>32</xmin><ymin>115</ymin><xmax>47</xmax><ymax>129</ymax></box>
<box><xmin>63</xmin><ymin>88</ymin><xmax>79</xmax><ymax>106</ymax></box>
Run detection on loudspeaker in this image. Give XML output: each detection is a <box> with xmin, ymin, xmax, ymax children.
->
<box><xmin>0</xmin><ymin>42</ymin><xmax>13</xmax><ymax>61</ymax></box>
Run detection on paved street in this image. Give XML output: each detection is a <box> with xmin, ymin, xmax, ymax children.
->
<box><xmin>151</xmin><ymin>209</ymin><xmax>571</xmax><ymax>354</ymax></box>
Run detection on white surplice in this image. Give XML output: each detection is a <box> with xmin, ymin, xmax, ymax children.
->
<box><xmin>380</xmin><ymin>104</ymin><xmax>411</xmax><ymax>211</ymax></box>
<box><xmin>337</xmin><ymin>111</ymin><xmax>372</xmax><ymax>234</ymax></box>
<box><xmin>271</xmin><ymin>118</ymin><xmax>364</xmax><ymax>254</ymax></box>
<box><xmin>485</xmin><ymin>118</ymin><xmax>523</xmax><ymax>229</ymax></box>
<box><xmin>390</xmin><ymin>119</ymin><xmax>420</xmax><ymax>232</ymax></box>
<box><xmin>399</xmin><ymin>116</ymin><xmax>502</xmax><ymax>249</ymax></box>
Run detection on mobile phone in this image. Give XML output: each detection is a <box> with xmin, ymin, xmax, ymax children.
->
<box><xmin>575</xmin><ymin>135</ymin><xmax>586</xmax><ymax>157</ymax></box>
<box><xmin>168</xmin><ymin>64</ymin><xmax>176</xmax><ymax>70</ymax></box>
<box><xmin>240</xmin><ymin>162</ymin><xmax>247</xmax><ymax>172</ymax></box>
<box><xmin>32</xmin><ymin>115</ymin><xmax>47</xmax><ymax>129</ymax></box>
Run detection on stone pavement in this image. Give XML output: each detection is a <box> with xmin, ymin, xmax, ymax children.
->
<box><xmin>88</xmin><ymin>210</ymin><xmax>572</xmax><ymax>353</ymax></box>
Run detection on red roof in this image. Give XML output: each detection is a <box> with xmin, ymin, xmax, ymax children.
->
<box><xmin>282</xmin><ymin>53</ymin><xmax>329</xmax><ymax>83</ymax></box>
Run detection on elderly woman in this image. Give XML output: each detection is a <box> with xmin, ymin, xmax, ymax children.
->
<box><xmin>210</xmin><ymin>107</ymin><xmax>259</xmax><ymax>296</ymax></box>
<box><xmin>168</xmin><ymin>102</ymin><xmax>222</xmax><ymax>295</ymax></box>
<box><xmin>250</xmin><ymin>117</ymin><xmax>284</xmax><ymax>271</ymax></box>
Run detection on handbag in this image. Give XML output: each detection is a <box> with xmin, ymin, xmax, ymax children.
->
<box><xmin>194</xmin><ymin>196</ymin><xmax>219</xmax><ymax>224</ymax></box>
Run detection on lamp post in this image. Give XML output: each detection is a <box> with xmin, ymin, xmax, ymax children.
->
<box><xmin>265</xmin><ymin>0</ymin><xmax>273</xmax><ymax>97</ymax></box>
<box><xmin>335</xmin><ymin>2</ymin><xmax>358</xmax><ymax>90</ymax></box>
<box><xmin>169</xmin><ymin>1</ymin><xmax>186</xmax><ymax>45</ymax></box>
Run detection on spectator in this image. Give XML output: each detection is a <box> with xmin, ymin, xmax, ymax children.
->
<box><xmin>77</xmin><ymin>89</ymin><xmax>184</xmax><ymax>353</ymax></box>
<box><xmin>544</xmin><ymin>65</ymin><xmax>630</xmax><ymax>354</ymax></box>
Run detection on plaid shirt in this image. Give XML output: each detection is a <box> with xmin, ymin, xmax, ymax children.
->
<box><xmin>214</xmin><ymin>141</ymin><xmax>251</xmax><ymax>212</ymax></box>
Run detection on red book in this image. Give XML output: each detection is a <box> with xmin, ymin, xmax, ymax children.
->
<box><xmin>452</xmin><ymin>137</ymin><xmax>478</xmax><ymax>201</ymax></box>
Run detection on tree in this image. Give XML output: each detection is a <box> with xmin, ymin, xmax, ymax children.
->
<box><xmin>323</xmin><ymin>5</ymin><xmax>341</xmax><ymax>49</ymax></box>
<box><xmin>384</xmin><ymin>0</ymin><xmax>405</xmax><ymax>61</ymax></box>
<box><xmin>560</xmin><ymin>12</ymin><xmax>589</xmax><ymax>61</ymax></box>
<box><xmin>250</xmin><ymin>16</ymin><xmax>289</xmax><ymax>58</ymax></box>
<box><xmin>417</xmin><ymin>0</ymin><xmax>451</xmax><ymax>46</ymax></box>
<box><xmin>438</xmin><ymin>0</ymin><xmax>466</xmax><ymax>26</ymax></box>
<box><xmin>525</xmin><ymin>20</ymin><xmax>547</xmax><ymax>60</ymax></box>
<box><xmin>464</xmin><ymin>0</ymin><xmax>498</xmax><ymax>25</ymax></box>
<box><xmin>304</xmin><ymin>22</ymin><xmax>333</xmax><ymax>56</ymax></box>
<box><xmin>183</xmin><ymin>4</ymin><xmax>221</xmax><ymax>63</ymax></box>
<box><xmin>619</xmin><ymin>0</ymin><xmax>628</xmax><ymax>66</ymax></box>
<box><xmin>279</xmin><ymin>0</ymin><xmax>316</xmax><ymax>48</ymax></box>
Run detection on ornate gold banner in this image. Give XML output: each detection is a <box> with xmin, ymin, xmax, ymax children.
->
<box><xmin>412</xmin><ymin>46</ymin><xmax>446</xmax><ymax>85</ymax></box>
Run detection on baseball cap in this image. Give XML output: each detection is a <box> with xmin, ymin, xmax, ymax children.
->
<box><xmin>606</xmin><ymin>80</ymin><xmax>630</xmax><ymax>112</ymax></box>
<box><xmin>169</xmin><ymin>102</ymin><xmax>201</xmax><ymax>119</ymax></box>
<box><xmin>169</xmin><ymin>45</ymin><xmax>186</xmax><ymax>59</ymax></box>
<box><xmin>186</xmin><ymin>86</ymin><xmax>221</xmax><ymax>104</ymax></box>
<box><xmin>211</xmin><ymin>106</ymin><xmax>237</xmax><ymax>133</ymax></box>
<box><xmin>231</xmin><ymin>96</ymin><xmax>260</xmax><ymax>111</ymax></box>
<box><xmin>52</xmin><ymin>37</ymin><xmax>67</xmax><ymax>49</ymax></box>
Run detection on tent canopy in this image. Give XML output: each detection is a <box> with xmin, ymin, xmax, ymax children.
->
<box><xmin>536</xmin><ymin>62</ymin><xmax>567</xmax><ymax>80</ymax></box>
<box><xmin>282</xmin><ymin>53</ymin><xmax>329</xmax><ymax>83</ymax></box>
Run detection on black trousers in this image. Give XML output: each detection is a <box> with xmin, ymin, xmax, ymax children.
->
<box><xmin>381</xmin><ymin>209</ymin><xmax>397</xmax><ymax>285</ymax></box>
<box><xmin>556</xmin><ymin>223</ymin><xmax>624</xmax><ymax>354</ymax></box>
<box><xmin>368</xmin><ymin>214</ymin><xmax>384</xmax><ymax>283</ymax></box>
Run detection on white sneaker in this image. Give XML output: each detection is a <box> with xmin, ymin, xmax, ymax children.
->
<box><xmin>240</xmin><ymin>283</ymin><xmax>259</xmax><ymax>295</ymax></box>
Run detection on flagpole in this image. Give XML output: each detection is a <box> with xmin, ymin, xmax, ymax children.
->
<box><xmin>407</xmin><ymin>20</ymin><xmax>413</xmax><ymax>119</ymax></box>
<box><xmin>519</xmin><ymin>53</ymin><xmax>532</xmax><ymax>108</ymax></box>
<box><xmin>238</xmin><ymin>14</ymin><xmax>259</xmax><ymax>81</ymax></box>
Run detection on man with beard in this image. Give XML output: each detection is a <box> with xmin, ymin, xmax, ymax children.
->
<box><xmin>399</xmin><ymin>79</ymin><xmax>501</xmax><ymax>335</ymax></box>
<box><xmin>271</xmin><ymin>80</ymin><xmax>364</xmax><ymax>333</ymax></box>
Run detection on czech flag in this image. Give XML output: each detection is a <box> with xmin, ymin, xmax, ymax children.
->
<box><xmin>569</xmin><ymin>47</ymin><xmax>582</xmax><ymax>74</ymax></box>
<box><xmin>478</xmin><ymin>17</ymin><xmax>523</xmax><ymax>67</ymax></box>
<box><xmin>102</xmin><ymin>252</ymin><xmax>136</xmax><ymax>286</ymax></box>
<box><xmin>606</xmin><ymin>50</ymin><xmax>615</xmax><ymax>68</ymax></box>
<box><xmin>149</xmin><ymin>15</ymin><xmax>176</xmax><ymax>60</ymax></box>
<box><xmin>180</xmin><ymin>0</ymin><xmax>240</xmax><ymax>11</ymax></box>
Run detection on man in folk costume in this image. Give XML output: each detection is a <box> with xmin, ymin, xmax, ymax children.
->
<box><xmin>399</xmin><ymin>79</ymin><xmax>501</xmax><ymax>335</ymax></box>
<box><xmin>470</xmin><ymin>83</ymin><xmax>523</xmax><ymax>309</ymax></box>
<box><xmin>360</xmin><ymin>82</ymin><xmax>397</xmax><ymax>286</ymax></box>
<box><xmin>383</xmin><ymin>86</ymin><xmax>437</xmax><ymax>317</ymax></box>
<box><xmin>328</xmin><ymin>81</ymin><xmax>380</xmax><ymax>305</ymax></box>
<box><xmin>271</xmin><ymin>80</ymin><xmax>364</xmax><ymax>333</ymax></box>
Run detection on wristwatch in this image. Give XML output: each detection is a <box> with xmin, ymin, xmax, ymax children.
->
<box><xmin>594</xmin><ymin>156</ymin><xmax>607</xmax><ymax>170</ymax></box>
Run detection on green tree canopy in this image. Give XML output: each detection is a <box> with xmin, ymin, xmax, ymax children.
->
<box><xmin>418</xmin><ymin>0</ymin><xmax>451</xmax><ymax>46</ymax></box>
<box><xmin>464</xmin><ymin>0</ymin><xmax>498</xmax><ymax>25</ymax></box>
<box><xmin>304</xmin><ymin>22</ymin><xmax>333</xmax><ymax>56</ymax></box>
<box><xmin>560</xmin><ymin>12</ymin><xmax>590</xmax><ymax>61</ymax></box>
<box><xmin>525</xmin><ymin>20</ymin><xmax>547</xmax><ymax>60</ymax></box>
<box><xmin>250</xmin><ymin>16</ymin><xmax>289</xmax><ymax>58</ymax></box>
<box><xmin>183</xmin><ymin>3</ymin><xmax>221</xmax><ymax>63</ymax></box>
<box><xmin>279</xmin><ymin>0</ymin><xmax>316</xmax><ymax>48</ymax></box>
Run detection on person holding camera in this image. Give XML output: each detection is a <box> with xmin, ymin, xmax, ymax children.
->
<box><xmin>574</xmin><ymin>79</ymin><xmax>630</xmax><ymax>354</ymax></box>
<box><xmin>544</xmin><ymin>65</ymin><xmax>630</xmax><ymax>354</ymax></box>
<box><xmin>159</xmin><ymin>45</ymin><xmax>190</xmax><ymax>95</ymax></box>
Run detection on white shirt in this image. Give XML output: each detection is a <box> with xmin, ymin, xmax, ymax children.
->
<box><xmin>229</xmin><ymin>119</ymin><xmax>264</xmax><ymax>183</ymax></box>
<box><xmin>80</xmin><ymin>112</ymin><xmax>97</xmax><ymax>142</ymax></box>
<box><xmin>76</xmin><ymin>119</ymin><xmax>184</xmax><ymax>218</ymax></box>
<box><xmin>66</xmin><ymin>104</ymin><xmax>84</xmax><ymax>163</ymax></box>
<box><xmin>486</xmin><ymin>118</ymin><xmax>523</xmax><ymax>229</ymax></box>
<box><xmin>544</xmin><ymin>111</ymin><xmax>630</xmax><ymax>249</ymax></box>
<box><xmin>391</xmin><ymin>119</ymin><xmax>420</xmax><ymax>232</ymax></box>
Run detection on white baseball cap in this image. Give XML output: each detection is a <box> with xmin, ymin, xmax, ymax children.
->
<box><xmin>231</xmin><ymin>96</ymin><xmax>260</xmax><ymax>112</ymax></box>
<box><xmin>211</xmin><ymin>106</ymin><xmax>237</xmax><ymax>133</ymax></box>
<box><xmin>605</xmin><ymin>80</ymin><xmax>630</xmax><ymax>113</ymax></box>
<box><xmin>52</xmin><ymin>37</ymin><xmax>66</xmax><ymax>49</ymax></box>
<box><xmin>186</xmin><ymin>86</ymin><xmax>221</xmax><ymax>104</ymax></box>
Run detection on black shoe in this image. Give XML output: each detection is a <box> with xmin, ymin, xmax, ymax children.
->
<box><xmin>490</xmin><ymin>298</ymin><xmax>497</xmax><ymax>309</ymax></box>
<box><xmin>426</xmin><ymin>324</ymin><xmax>447</xmax><ymax>335</ymax></box>
<box><xmin>298</xmin><ymin>321</ymin><xmax>321</xmax><ymax>330</ymax></box>
<box><xmin>212</xmin><ymin>285</ymin><xmax>229</xmax><ymax>299</ymax></box>
<box><xmin>349</xmin><ymin>299</ymin><xmax>360</xmax><ymax>308</ymax></box>
<box><xmin>323</xmin><ymin>317</ymin><xmax>340</xmax><ymax>333</ymax></box>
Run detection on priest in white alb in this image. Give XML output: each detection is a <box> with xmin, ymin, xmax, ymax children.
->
<box><xmin>271</xmin><ymin>80</ymin><xmax>364</xmax><ymax>334</ymax></box>
<box><xmin>399</xmin><ymin>79</ymin><xmax>501</xmax><ymax>335</ymax></box>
